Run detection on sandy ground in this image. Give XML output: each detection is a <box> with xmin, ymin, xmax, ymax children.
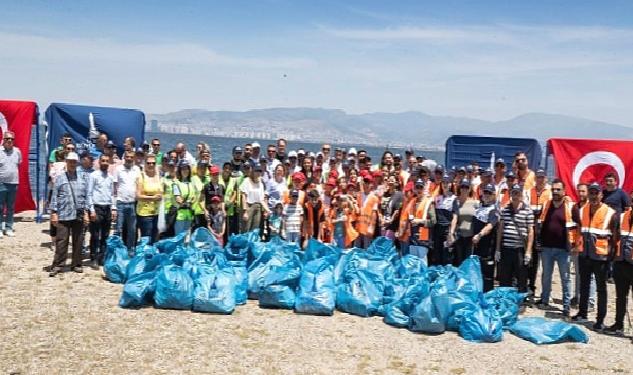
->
<box><xmin>1</xmin><ymin>218</ymin><xmax>632</xmax><ymax>375</ymax></box>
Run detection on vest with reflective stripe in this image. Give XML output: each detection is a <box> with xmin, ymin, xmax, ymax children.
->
<box><xmin>414</xmin><ymin>196</ymin><xmax>433</xmax><ymax>242</ymax></box>
<box><xmin>580</xmin><ymin>203</ymin><xmax>615</xmax><ymax>260</ymax></box>
<box><xmin>538</xmin><ymin>199</ymin><xmax>580</xmax><ymax>251</ymax></box>
<box><xmin>617</xmin><ymin>208</ymin><xmax>633</xmax><ymax>264</ymax></box>
<box><xmin>356</xmin><ymin>192</ymin><xmax>379</xmax><ymax>236</ymax></box>
<box><xmin>398</xmin><ymin>197</ymin><xmax>415</xmax><ymax>242</ymax></box>
<box><xmin>303</xmin><ymin>201</ymin><xmax>324</xmax><ymax>239</ymax></box>
<box><xmin>529</xmin><ymin>187</ymin><xmax>551</xmax><ymax>213</ymax></box>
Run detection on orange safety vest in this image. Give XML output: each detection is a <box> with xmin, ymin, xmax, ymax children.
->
<box><xmin>327</xmin><ymin>208</ymin><xmax>358</xmax><ymax>248</ymax></box>
<box><xmin>616</xmin><ymin>208</ymin><xmax>633</xmax><ymax>264</ymax></box>
<box><xmin>398</xmin><ymin>197</ymin><xmax>415</xmax><ymax>242</ymax></box>
<box><xmin>498</xmin><ymin>190</ymin><xmax>510</xmax><ymax>208</ymax></box>
<box><xmin>303</xmin><ymin>201</ymin><xmax>324</xmax><ymax>239</ymax></box>
<box><xmin>413</xmin><ymin>196</ymin><xmax>433</xmax><ymax>241</ymax></box>
<box><xmin>529</xmin><ymin>186</ymin><xmax>551</xmax><ymax>212</ymax></box>
<box><xmin>282</xmin><ymin>190</ymin><xmax>306</xmax><ymax>206</ymax></box>
<box><xmin>538</xmin><ymin>199</ymin><xmax>581</xmax><ymax>251</ymax></box>
<box><xmin>579</xmin><ymin>203</ymin><xmax>615</xmax><ymax>260</ymax></box>
<box><xmin>518</xmin><ymin>169</ymin><xmax>536</xmax><ymax>191</ymax></box>
<box><xmin>356</xmin><ymin>192</ymin><xmax>379</xmax><ymax>236</ymax></box>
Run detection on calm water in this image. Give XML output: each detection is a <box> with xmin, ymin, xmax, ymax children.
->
<box><xmin>146</xmin><ymin>132</ymin><xmax>445</xmax><ymax>166</ymax></box>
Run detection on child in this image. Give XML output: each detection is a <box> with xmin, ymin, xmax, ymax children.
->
<box><xmin>282</xmin><ymin>190</ymin><xmax>304</xmax><ymax>245</ymax></box>
<box><xmin>329</xmin><ymin>196</ymin><xmax>358</xmax><ymax>248</ymax></box>
<box><xmin>268</xmin><ymin>203</ymin><xmax>284</xmax><ymax>240</ymax></box>
<box><xmin>207</xmin><ymin>196</ymin><xmax>226</xmax><ymax>246</ymax></box>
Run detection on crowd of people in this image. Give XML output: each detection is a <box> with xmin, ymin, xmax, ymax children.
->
<box><xmin>0</xmin><ymin>130</ymin><xmax>632</xmax><ymax>336</ymax></box>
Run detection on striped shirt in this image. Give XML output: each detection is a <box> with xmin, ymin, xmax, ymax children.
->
<box><xmin>501</xmin><ymin>204</ymin><xmax>534</xmax><ymax>249</ymax></box>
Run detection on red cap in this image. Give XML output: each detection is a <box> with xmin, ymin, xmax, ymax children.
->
<box><xmin>211</xmin><ymin>196</ymin><xmax>221</xmax><ymax>203</ymax></box>
<box><xmin>363</xmin><ymin>174</ymin><xmax>374</xmax><ymax>183</ymax></box>
<box><xmin>329</xmin><ymin>170</ymin><xmax>338</xmax><ymax>179</ymax></box>
<box><xmin>404</xmin><ymin>181</ymin><xmax>414</xmax><ymax>193</ymax></box>
<box><xmin>326</xmin><ymin>178</ymin><xmax>337</xmax><ymax>187</ymax></box>
<box><xmin>292</xmin><ymin>172</ymin><xmax>306</xmax><ymax>182</ymax></box>
<box><xmin>359</xmin><ymin>170</ymin><xmax>370</xmax><ymax>178</ymax></box>
<box><xmin>209</xmin><ymin>165</ymin><xmax>220</xmax><ymax>175</ymax></box>
<box><xmin>372</xmin><ymin>170</ymin><xmax>383</xmax><ymax>178</ymax></box>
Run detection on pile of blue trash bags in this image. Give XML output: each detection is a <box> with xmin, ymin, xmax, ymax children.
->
<box><xmin>104</xmin><ymin>229</ymin><xmax>588</xmax><ymax>345</ymax></box>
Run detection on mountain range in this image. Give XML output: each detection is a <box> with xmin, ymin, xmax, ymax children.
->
<box><xmin>148</xmin><ymin>108</ymin><xmax>633</xmax><ymax>148</ymax></box>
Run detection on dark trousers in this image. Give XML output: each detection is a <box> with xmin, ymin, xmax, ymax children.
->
<box><xmin>89</xmin><ymin>205</ymin><xmax>111</xmax><ymax>264</ymax></box>
<box><xmin>613</xmin><ymin>261</ymin><xmax>633</xmax><ymax>326</ymax></box>
<box><xmin>498</xmin><ymin>247</ymin><xmax>528</xmax><ymax>293</ymax></box>
<box><xmin>453</xmin><ymin>236</ymin><xmax>473</xmax><ymax>266</ymax></box>
<box><xmin>137</xmin><ymin>215</ymin><xmax>158</xmax><ymax>244</ymax></box>
<box><xmin>192</xmin><ymin>213</ymin><xmax>208</xmax><ymax>231</ymax></box>
<box><xmin>578</xmin><ymin>256</ymin><xmax>608</xmax><ymax>323</ymax></box>
<box><xmin>527</xmin><ymin>251</ymin><xmax>539</xmax><ymax>294</ymax></box>
<box><xmin>480</xmin><ymin>256</ymin><xmax>496</xmax><ymax>293</ymax></box>
<box><xmin>228</xmin><ymin>212</ymin><xmax>240</xmax><ymax>236</ymax></box>
<box><xmin>431</xmin><ymin>224</ymin><xmax>451</xmax><ymax>266</ymax></box>
<box><xmin>52</xmin><ymin>219</ymin><xmax>84</xmax><ymax>269</ymax></box>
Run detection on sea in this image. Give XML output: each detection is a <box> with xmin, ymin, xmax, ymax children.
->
<box><xmin>145</xmin><ymin>132</ymin><xmax>445</xmax><ymax>166</ymax></box>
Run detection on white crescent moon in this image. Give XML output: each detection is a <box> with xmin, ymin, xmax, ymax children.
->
<box><xmin>0</xmin><ymin>112</ymin><xmax>7</xmax><ymax>134</ymax></box>
<box><xmin>572</xmin><ymin>151</ymin><xmax>625</xmax><ymax>188</ymax></box>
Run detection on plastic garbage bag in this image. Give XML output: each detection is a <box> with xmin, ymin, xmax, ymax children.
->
<box><xmin>483</xmin><ymin>287</ymin><xmax>527</xmax><ymax>328</ymax></box>
<box><xmin>295</xmin><ymin>258</ymin><xmax>336</xmax><ymax>315</ymax></box>
<box><xmin>190</xmin><ymin>227</ymin><xmax>222</xmax><ymax>251</ymax></box>
<box><xmin>104</xmin><ymin>235</ymin><xmax>131</xmax><ymax>284</ymax></box>
<box><xmin>259</xmin><ymin>285</ymin><xmax>297</xmax><ymax>309</ymax></box>
<box><xmin>119</xmin><ymin>271</ymin><xmax>157</xmax><ymax>308</ymax></box>
<box><xmin>304</xmin><ymin>239</ymin><xmax>340</xmax><ymax>263</ymax></box>
<box><xmin>154</xmin><ymin>265</ymin><xmax>194</xmax><ymax>310</ymax></box>
<box><xmin>126</xmin><ymin>246</ymin><xmax>165</xmax><ymax>280</ymax></box>
<box><xmin>247</xmin><ymin>237</ymin><xmax>300</xmax><ymax>299</ymax></box>
<box><xmin>394</xmin><ymin>255</ymin><xmax>426</xmax><ymax>280</ymax></box>
<box><xmin>366</xmin><ymin>236</ymin><xmax>398</xmax><ymax>264</ymax></box>
<box><xmin>459</xmin><ymin>306</ymin><xmax>504</xmax><ymax>343</ymax></box>
<box><xmin>510</xmin><ymin>317</ymin><xmax>589</xmax><ymax>344</ymax></box>
<box><xmin>258</xmin><ymin>253</ymin><xmax>302</xmax><ymax>309</ymax></box>
<box><xmin>155</xmin><ymin>231</ymin><xmax>186</xmax><ymax>254</ymax></box>
<box><xmin>383</xmin><ymin>280</ymin><xmax>429</xmax><ymax>328</ymax></box>
<box><xmin>409</xmin><ymin>294</ymin><xmax>445</xmax><ymax>333</ymax></box>
<box><xmin>458</xmin><ymin>256</ymin><xmax>483</xmax><ymax>294</ymax></box>
<box><xmin>192</xmin><ymin>264</ymin><xmax>236</xmax><ymax>314</ymax></box>
<box><xmin>226</xmin><ymin>229</ymin><xmax>261</xmax><ymax>266</ymax></box>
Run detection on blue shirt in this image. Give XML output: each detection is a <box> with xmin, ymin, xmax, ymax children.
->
<box><xmin>50</xmin><ymin>171</ymin><xmax>89</xmax><ymax>221</ymax></box>
<box><xmin>87</xmin><ymin>169</ymin><xmax>116</xmax><ymax>212</ymax></box>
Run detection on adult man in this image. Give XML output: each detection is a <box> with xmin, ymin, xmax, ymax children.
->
<box><xmin>356</xmin><ymin>174</ymin><xmax>380</xmax><ymax>248</ymax></box>
<box><xmin>572</xmin><ymin>182</ymin><xmax>618</xmax><ymax>331</ymax></box>
<box><xmin>571</xmin><ymin>183</ymin><xmax>596</xmax><ymax>308</ymax></box>
<box><xmin>123</xmin><ymin>136</ymin><xmax>136</xmax><ymax>153</ymax></box>
<box><xmin>114</xmin><ymin>151</ymin><xmax>140</xmax><ymax>250</ymax></box>
<box><xmin>514</xmin><ymin>151</ymin><xmax>535</xmax><ymax>191</ymax></box>
<box><xmin>493</xmin><ymin>158</ymin><xmax>506</xmax><ymax>190</ymax></box>
<box><xmin>602</xmin><ymin>172</ymin><xmax>630</xmax><ymax>214</ymax></box>
<box><xmin>93</xmin><ymin>132</ymin><xmax>108</xmax><ymax>158</ymax></box>
<box><xmin>536</xmin><ymin>179</ymin><xmax>581</xmax><ymax>317</ymax></box>
<box><xmin>49</xmin><ymin>152</ymin><xmax>90</xmax><ymax>276</ymax></box>
<box><xmin>48</xmin><ymin>132</ymin><xmax>72</xmax><ymax>164</ymax></box>
<box><xmin>607</xmin><ymin>195</ymin><xmax>633</xmax><ymax>335</ymax></box>
<box><xmin>243</xmin><ymin>144</ymin><xmax>254</xmax><ymax>166</ymax></box>
<box><xmin>224</xmin><ymin>159</ymin><xmax>243</xmax><ymax>236</ymax></box>
<box><xmin>264</xmin><ymin>144</ymin><xmax>281</xmax><ymax>176</ymax></box>
<box><xmin>287</xmin><ymin>151</ymin><xmax>299</xmax><ymax>173</ymax></box>
<box><xmin>0</xmin><ymin>131</ymin><xmax>21</xmax><ymax>237</ymax></box>
<box><xmin>86</xmin><ymin>154</ymin><xmax>116</xmax><ymax>269</ymax></box>
<box><xmin>151</xmin><ymin>138</ymin><xmax>163</xmax><ymax>165</ymax></box>
<box><xmin>276</xmin><ymin>138</ymin><xmax>287</xmax><ymax>162</ymax></box>
<box><xmin>526</xmin><ymin>168</ymin><xmax>552</xmax><ymax>298</ymax></box>
<box><xmin>496</xmin><ymin>183</ymin><xmax>534</xmax><ymax>293</ymax></box>
<box><xmin>175</xmin><ymin>142</ymin><xmax>196</xmax><ymax>166</ymax></box>
<box><xmin>251</xmin><ymin>142</ymin><xmax>261</xmax><ymax>164</ymax></box>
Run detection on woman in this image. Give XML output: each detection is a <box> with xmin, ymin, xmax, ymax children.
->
<box><xmin>240</xmin><ymin>165</ymin><xmax>269</xmax><ymax>233</ymax></box>
<box><xmin>161</xmin><ymin>158</ymin><xmax>178</xmax><ymax>238</ymax></box>
<box><xmin>300</xmin><ymin>157</ymin><xmax>315</xmax><ymax>187</ymax></box>
<box><xmin>472</xmin><ymin>183</ymin><xmax>499</xmax><ymax>292</ymax></box>
<box><xmin>191</xmin><ymin>160</ymin><xmax>209</xmax><ymax>230</ymax></box>
<box><xmin>173</xmin><ymin>160</ymin><xmax>197</xmax><ymax>235</ymax></box>
<box><xmin>136</xmin><ymin>155</ymin><xmax>162</xmax><ymax>243</ymax></box>
<box><xmin>327</xmin><ymin>195</ymin><xmax>358</xmax><ymax>248</ymax></box>
<box><xmin>450</xmin><ymin>178</ymin><xmax>480</xmax><ymax>266</ymax></box>
<box><xmin>406</xmin><ymin>179</ymin><xmax>436</xmax><ymax>260</ymax></box>
<box><xmin>432</xmin><ymin>174</ymin><xmax>458</xmax><ymax>266</ymax></box>
<box><xmin>381</xmin><ymin>176</ymin><xmax>403</xmax><ymax>241</ymax></box>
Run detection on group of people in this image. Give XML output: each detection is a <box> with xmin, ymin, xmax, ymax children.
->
<box><xmin>1</xmin><ymin>130</ymin><xmax>631</xmax><ymax>335</ymax></box>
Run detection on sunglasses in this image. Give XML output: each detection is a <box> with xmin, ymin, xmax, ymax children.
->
<box><xmin>516</xmin><ymin>158</ymin><xmax>527</xmax><ymax>162</ymax></box>
<box><xmin>4</xmin><ymin>137</ymin><xmax>14</xmax><ymax>141</ymax></box>
<box><xmin>322</xmin><ymin>148</ymin><xmax>330</xmax><ymax>151</ymax></box>
<box><xmin>66</xmin><ymin>147</ymin><xmax>75</xmax><ymax>151</ymax></box>
<box><xmin>152</xmin><ymin>143</ymin><xmax>160</xmax><ymax>147</ymax></box>
<box><xmin>146</xmin><ymin>162</ymin><xmax>156</xmax><ymax>165</ymax></box>
<box><xmin>268</xmin><ymin>150</ymin><xmax>276</xmax><ymax>153</ymax></box>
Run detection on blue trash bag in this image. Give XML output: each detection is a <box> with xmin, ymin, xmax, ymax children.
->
<box><xmin>155</xmin><ymin>231</ymin><xmax>186</xmax><ymax>254</ymax></box>
<box><xmin>126</xmin><ymin>246</ymin><xmax>165</xmax><ymax>280</ymax></box>
<box><xmin>192</xmin><ymin>264</ymin><xmax>236</xmax><ymax>314</ymax></box>
<box><xmin>119</xmin><ymin>271</ymin><xmax>157</xmax><ymax>308</ymax></box>
<box><xmin>384</xmin><ymin>279</ymin><xmax>430</xmax><ymax>328</ymax></box>
<box><xmin>295</xmin><ymin>258</ymin><xmax>337</xmax><ymax>315</ymax></box>
<box><xmin>459</xmin><ymin>305</ymin><xmax>504</xmax><ymax>342</ymax></box>
<box><xmin>458</xmin><ymin>256</ymin><xmax>483</xmax><ymax>294</ymax></box>
<box><xmin>510</xmin><ymin>317</ymin><xmax>589</xmax><ymax>344</ymax></box>
<box><xmin>247</xmin><ymin>237</ymin><xmax>300</xmax><ymax>299</ymax></box>
<box><xmin>104</xmin><ymin>235</ymin><xmax>131</xmax><ymax>284</ymax></box>
<box><xmin>366</xmin><ymin>236</ymin><xmax>398</xmax><ymax>264</ymax></box>
<box><xmin>170</xmin><ymin>246</ymin><xmax>196</xmax><ymax>267</ymax></box>
<box><xmin>190</xmin><ymin>227</ymin><xmax>222</xmax><ymax>251</ymax></box>
<box><xmin>409</xmin><ymin>294</ymin><xmax>445</xmax><ymax>333</ymax></box>
<box><xmin>225</xmin><ymin>229</ymin><xmax>261</xmax><ymax>266</ymax></box>
<box><xmin>304</xmin><ymin>239</ymin><xmax>341</xmax><ymax>263</ymax></box>
<box><xmin>259</xmin><ymin>285</ymin><xmax>297</xmax><ymax>309</ymax></box>
<box><xmin>258</xmin><ymin>255</ymin><xmax>302</xmax><ymax>309</ymax></box>
<box><xmin>231</xmin><ymin>263</ymin><xmax>248</xmax><ymax>305</ymax></box>
<box><xmin>133</xmin><ymin>237</ymin><xmax>155</xmax><ymax>256</ymax></box>
<box><xmin>394</xmin><ymin>255</ymin><xmax>426</xmax><ymax>280</ymax></box>
<box><xmin>154</xmin><ymin>265</ymin><xmax>194</xmax><ymax>310</ymax></box>
<box><xmin>484</xmin><ymin>287</ymin><xmax>527</xmax><ymax>328</ymax></box>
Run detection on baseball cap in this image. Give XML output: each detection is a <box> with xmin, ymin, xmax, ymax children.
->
<box><xmin>441</xmin><ymin>173</ymin><xmax>452</xmax><ymax>182</ymax></box>
<box><xmin>135</xmin><ymin>147</ymin><xmax>144</xmax><ymax>154</ymax></box>
<box><xmin>415</xmin><ymin>178</ymin><xmax>425</xmax><ymax>187</ymax></box>
<box><xmin>308</xmin><ymin>189</ymin><xmax>320</xmax><ymax>198</ymax></box>
<box><xmin>329</xmin><ymin>156</ymin><xmax>337</xmax><ymax>163</ymax></box>
<box><xmin>326</xmin><ymin>178</ymin><xmax>337</xmax><ymax>187</ymax></box>
<box><xmin>435</xmin><ymin>165</ymin><xmax>445</xmax><ymax>173</ymax></box>
<box><xmin>348</xmin><ymin>147</ymin><xmax>357</xmax><ymax>155</ymax></box>
<box><xmin>297</xmin><ymin>149</ymin><xmax>305</xmax><ymax>155</ymax></box>
<box><xmin>253</xmin><ymin>164</ymin><xmax>263</xmax><ymax>172</ymax></box>
<box><xmin>536</xmin><ymin>168</ymin><xmax>546</xmax><ymax>177</ymax></box>
<box><xmin>259</xmin><ymin>156</ymin><xmax>267</xmax><ymax>163</ymax></box>
<box><xmin>252</xmin><ymin>142</ymin><xmax>261</xmax><ymax>149</ymax></box>
<box><xmin>588</xmin><ymin>182</ymin><xmax>601</xmax><ymax>192</ymax></box>
<box><xmin>316</xmin><ymin>152</ymin><xmax>324</xmax><ymax>158</ymax></box>
<box><xmin>209</xmin><ymin>165</ymin><xmax>220</xmax><ymax>175</ymax></box>
<box><xmin>65</xmin><ymin>152</ymin><xmax>79</xmax><ymax>161</ymax></box>
<box><xmin>288</xmin><ymin>151</ymin><xmax>298</xmax><ymax>158</ymax></box>
<box><xmin>495</xmin><ymin>158</ymin><xmax>505</xmax><ymax>166</ymax></box>
<box><xmin>308</xmin><ymin>152</ymin><xmax>315</xmax><ymax>158</ymax></box>
<box><xmin>290</xmin><ymin>190</ymin><xmax>299</xmax><ymax>198</ymax></box>
<box><xmin>482</xmin><ymin>183</ymin><xmax>495</xmax><ymax>193</ymax></box>
<box><xmin>210</xmin><ymin>196</ymin><xmax>222</xmax><ymax>203</ymax></box>
<box><xmin>481</xmin><ymin>168</ymin><xmax>493</xmax><ymax>177</ymax></box>
<box><xmin>292</xmin><ymin>172</ymin><xmax>306</xmax><ymax>181</ymax></box>
<box><xmin>466</xmin><ymin>165</ymin><xmax>474</xmax><ymax>173</ymax></box>
<box><xmin>232</xmin><ymin>146</ymin><xmax>243</xmax><ymax>153</ymax></box>
<box><xmin>372</xmin><ymin>170</ymin><xmax>383</xmax><ymax>178</ymax></box>
<box><xmin>505</xmin><ymin>171</ymin><xmax>516</xmax><ymax>179</ymax></box>
<box><xmin>106</xmin><ymin>140</ymin><xmax>116</xmax><ymax>148</ymax></box>
<box><xmin>458</xmin><ymin>166</ymin><xmax>467</xmax><ymax>173</ymax></box>
<box><xmin>342</xmin><ymin>162</ymin><xmax>350</xmax><ymax>169</ymax></box>
<box><xmin>363</xmin><ymin>174</ymin><xmax>374</xmax><ymax>183</ymax></box>
<box><xmin>394</xmin><ymin>153</ymin><xmax>402</xmax><ymax>160</ymax></box>
<box><xmin>142</xmin><ymin>140</ymin><xmax>150</xmax><ymax>148</ymax></box>
<box><xmin>459</xmin><ymin>178</ymin><xmax>470</xmax><ymax>188</ymax></box>
<box><xmin>510</xmin><ymin>183</ymin><xmax>522</xmax><ymax>193</ymax></box>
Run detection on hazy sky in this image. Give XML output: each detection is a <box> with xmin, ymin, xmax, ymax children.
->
<box><xmin>1</xmin><ymin>0</ymin><xmax>632</xmax><ymax>125</ymax></box>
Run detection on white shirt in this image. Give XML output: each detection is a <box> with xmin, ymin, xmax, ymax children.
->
<box><xmin>240</xmin><ymin>178</ymin><xmax>266</xmax><ymax>204</ymax></box>
<box><xmin>114</xmin><ymin>164</ymin><xmax>140</xmax><ymax>203</ymax></box>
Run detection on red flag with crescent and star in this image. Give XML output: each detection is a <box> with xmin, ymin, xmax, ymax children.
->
<box><xmin>0</xmin><ymin>100</ymin><xmax>37</xmax><ymax>213</ymax></box>
<box><xmin>548</xmin><ymin>138</ymin><xmax>633</xmax><ymax>201</ymax></box>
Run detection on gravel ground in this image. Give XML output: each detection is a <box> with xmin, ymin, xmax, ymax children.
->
<box><xmin>1</xmin><ymin>220</ymin><xmax>632</xmax><ymax>375</ymax></box>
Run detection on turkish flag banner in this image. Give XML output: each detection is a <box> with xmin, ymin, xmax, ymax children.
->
<box><xmin>0</xmin><ymin>100</ymin><xmax>37</xmax><ymax>213</ymax></box>
<box><xmin>548</xmin><ymin>138</ymin><xmax>633</xmax><ymax>201</ymax></box>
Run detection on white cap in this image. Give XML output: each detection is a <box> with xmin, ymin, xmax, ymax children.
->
<box><xmin>297</xmin><ymin>149</ymin><xmax>305</xmax><ymax>155</ymax></box>
<box><xmin>288</xmin><ymin>150</ymin><xmax>298</xmax><ymax>158</ymax></box>
<box><xmin>308</xmin><ymin>152</ymin><xmax>316</xmax><ymax>158</ymax></box>
<box><xmin>65</xmin><ymin>152</ymin><xmax>79</xmax><ymax>161</ymax></box>
<box><xmin>252</xmin><ymin>142</ymin><xmax>261</xmax><ymax>148</ymax></box>
<box><xmin>348</xmin><ymin>147</ymin><xmax>357</xmax><ymax>155</ymax></box>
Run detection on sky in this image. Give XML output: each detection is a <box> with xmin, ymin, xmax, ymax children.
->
<box><xmin>1</xmin><ymin>0</ymin><xmax>632</xmax><ymax>125</ymax></box>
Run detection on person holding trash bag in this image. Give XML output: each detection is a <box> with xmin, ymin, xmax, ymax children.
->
<box><xmin>607</xmin><ymin>192</ymin><xmax>633</xmax><ymax>335</ymax></box>
<box><xmin>472</xmin><ymin>183</ymin><xmax>499</xmax><ymax>292</ymax></box>
<box><xmin>407</xmin><ymin>178</ymin><xmax>436</xmax><ymax>261</ymax></box>
<box><xmin>572</xmin><ymin>182</ymin><xmax>618</xmax><ymax>332</ymax></box>
<box><xmin>496</xmin><ymin>183</ymin><xmax>534</xmax><ymax>293</ymax></box>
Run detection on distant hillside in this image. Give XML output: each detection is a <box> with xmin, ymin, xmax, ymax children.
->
<box><xmin>148</xmin><ymin>108</ymin><xmax>633</xmax><ymax>147</ymax></box>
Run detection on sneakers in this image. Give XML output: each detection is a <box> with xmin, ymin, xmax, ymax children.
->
<box><xmin>593</xmin><ymin>322</ymin><xmax>605</xmax><ymax>332</ymax></box>
<box><xmin>72</xmin><ymin>266</ymin><xmax>83</xmax><ymax>273</ymax></box>
<box><xmin>534</xmin><ymin>299</ymin><xmax>550</xmax><ymax>309</ymax></box>
<box><xmin>4</xmin><ymin>229</ymin><xmax>15</xmax><ymax>237</ymax></box>
<box><xmin>604</xmin><ymin>324</ymin><xmax>624</xmax><ymax>336</ymax></box>
<box><xmin>571</xmin><ymin>314</ymin><xmax>588</xmax><ymax>323</ymax></box>
<box><xmin>48</xmin><ymin>266</ymin><xmax>62</xmax><ymax>277</ymax></box>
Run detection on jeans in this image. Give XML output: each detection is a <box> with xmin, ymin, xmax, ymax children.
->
<box><xmin>174</xmin><ymin>220</ymin><xmax>192</xmax><ymax>236</ymax></box>
<box><xmin>540</xmin><ymin>247</ymin><xmax>572</xmax><ymax>312</ymax></box>
<box><xmin>572</xmin><ymin>253</ymin><xmax>596</xmax><ymax>305</ymax></box>
<box><xmin>334</xmin><ymin>233</ymin><xmax>345</xmax><ymax>249</ymax></box>
<box><xmin>498</xmin><ymin>247</ymin><xmax>528</xmax><ymax>293</ymax></box>
<box><xmin>578</xmin><ymin>256</ymin><xmax>608</xmax><ymax>323</ymax></box>
<box><xmin>0</xmin><ymin>183</ymin><xmax>17</xmax><ymax>231</ymax></box>
<box><xmin>409</xmin><ymin>237</ymin><xmax>429</xmax><ymax>266</ymax></box>
<box><xmin>286</xmin><ymin>232</ymin><xmax>300</xmax><ymax>245</ymax></box>
<box><xmin>115</xmin><ymin>202</ymin><xmax>137</xmax><ymax>250</ymax></box>
<box><xmin>137</xmin><ymin>215</ymin><xmax>158</xmax><ymax>243</ymax></box>
<box><xmin>613</xmin><ymin>261</ymin><xmax>633</xmax><ymax>326</ymax></box>
<box><xmin>89</xmin><ymin>205</ymin><xmax>112</xmax><ymax>264</ymax></box>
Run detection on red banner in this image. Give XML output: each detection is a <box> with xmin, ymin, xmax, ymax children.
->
<box><xmin>548</xmin><ymin>138</ymin><xmax>633</xmax><ymax>201</ymax></box>
<box><xmin>0</xmin><ymin>100</ymin><xmax>37</xmax><ymax>213</ymax></box>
